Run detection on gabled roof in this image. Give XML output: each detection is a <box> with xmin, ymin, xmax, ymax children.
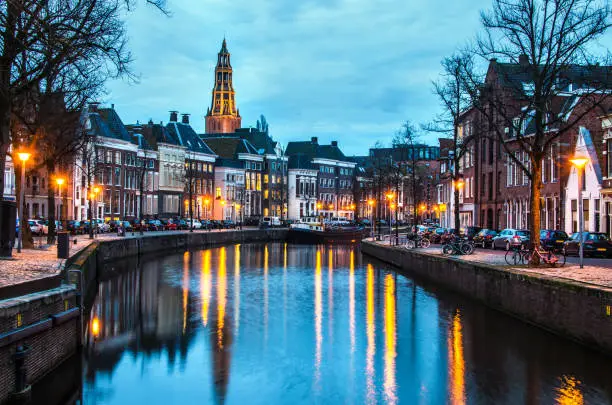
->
<box><xmin>214</xmin><ymin>128</ymin><xmax>278</xmax><ymax>155</ymax></box>
<box><xmin>489</xmin><ymin>61</ymin><xmax>612</xmax><ymax>93</ymax></box>
<box><xmin>166</xmin><ymin>121</ymin><xmax>216</xmax><ymax>155</ymax></box>
<box><xmin>203</xmin><ymin>136</ymin><xmax>259</xmax><ymax>159</ymax></box>
<box><xmin>285</xmin><ymin>141</ymin><xmax>318</xmax><ymax>158</ymax></box>
<box><xmin>288</xmin><ymin>154</ymin><xmax>314</xmax><ymax>170</ymax></box>
<box><xmin>89</xmin><ymin>108</ymin><xmax>132</xmax><ymax>143</ymax></box>
<box><xmin>576</xmin><ymin>126</ymin><xmax>603</xmax><ymax>184</ymax></box>
<box><xmin>285</xmin><ymin>140</ymin><xmax>350</xmax><ymax>163</ymax></box>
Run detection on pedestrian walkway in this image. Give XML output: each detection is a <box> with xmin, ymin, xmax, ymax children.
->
<box><xmin>371</xmin><ymin>239</ymin><xmax>612</xmax><ymax>289</ymax></box>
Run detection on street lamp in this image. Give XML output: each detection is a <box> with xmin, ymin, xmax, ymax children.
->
<box><xmin>56</xmin><ymin>178</ymin><xmax>65</xmax><ymax>230</ymax></box>
<box><xmin>385</xmin><ymin>192</ymin><xmax>394</xmax><ymax>243</ymax></box>
<box><xmin>570</xmin><ymin>156</ymin><xmax>589</xmax><ymax>269</ymax></box>
<box><xmin>367</xmin><ymin>199</ymin><xmax>375</xmax><ymax>238</ymax></box>
<box><xmin>16</xmin><ymin>152</ymin><xmax>31</xmax><ymax>253</ymax></box>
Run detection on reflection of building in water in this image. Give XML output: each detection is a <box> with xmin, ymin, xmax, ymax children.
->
<box><xmin>86</xmin><ymin>255</ymin><xmax>197</xmax><ymax>381</ymax></box>
<box><xmin>211</xmin><ymin>246</ymin><xmax>234</xmax><ymax>405</ymax></box>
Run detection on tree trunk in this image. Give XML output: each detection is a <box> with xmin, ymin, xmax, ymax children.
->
<box><xmin>139</xmin><ymin>170</ymin><xmax>145</xmax><ymax>235</ymax></box>
<box><xmin>529</xmin><ymin>157</ymin><xmax>543</xmax><ymax>265</ymax></box>
<box><xmin>46</xmin><ymin>161</ymin><xmax>56</xmax><ymax>244</ymax></box>
<box><xmin>454</xmin><ymin>186</ymin><xmax>461</xmax><ymax>231</ymax></box>
<box><xmin>14</xmin><ymin>161</ymin><xmax>33</xmax><ymax>248</ymax></box>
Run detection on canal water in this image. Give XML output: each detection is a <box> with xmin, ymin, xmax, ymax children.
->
<box><xmin>76</xmin><ymin>243</ymin><xmax>611</xmax><ymax>404</ymax></box>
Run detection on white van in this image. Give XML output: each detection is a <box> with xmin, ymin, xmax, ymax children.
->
<box><xmin>260</xmin><ymin>216</ymin><xmax>281</xmax><ymax>228</ymax></box>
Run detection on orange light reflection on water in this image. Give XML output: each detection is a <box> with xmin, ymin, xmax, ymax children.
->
<box><xmin>182</xmin><ymin>252</ymin><xmax>190</xmax><ymax>333</ymax></box>
<box><xmin>556</xmin><ymin>375</ymin><xmax>584</xmax><ymax>405</ymax></box>
<box><xmin>201</xmin><ymin>250</ymin><xmax>212</xmax><ymax>326</ymax></box>
<box><xmin>383</xmin><ymin>274</ymin><xmax>397</xmax><ymax>404</ymax></box>
<box><xmin>447</xmin><ymin>309</ymin><xmax>465</xmax><ymax>405</ymax></box>
<box><xmin>234</xmin><ymin>244</ymin><xmax>241</xmax><ymax>335</ymax></box>
<box><xmin>217</xmin><ymin>247</ymin><xmax>227</xmax><ymax>348</ymax></box>
<box><xmin>366</xmin><ymin>263</ymin><xmax>375</xmax><ymax>404</ymax></box>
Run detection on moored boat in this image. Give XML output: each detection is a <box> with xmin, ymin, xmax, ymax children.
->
<box><xmin>288</xmin><ymin>219</ymin><xmax>368</xmax><ymax>243</ymax></box>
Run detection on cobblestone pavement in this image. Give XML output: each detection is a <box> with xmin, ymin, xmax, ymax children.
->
<box><xmin>0</xmin><ymin>227</ymin><xmax>258</xmax><ymax>289</ymax></box>
<box><xmin>371</xmin><ymin>239</ymin><xmax>612</xmax><ymax>289</ymax></box>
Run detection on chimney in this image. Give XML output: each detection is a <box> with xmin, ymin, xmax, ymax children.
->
<box><xmin>331</xmin><ymin>141</ymin><xmax>338</xmax><ymax>147</ymax></box>
<box><xmin>111</xmin><ymin>103</ymin><xmax>115</xmax><ymax>110</ymax></box>
<box><xmin>181</xmin><ymin>113</ymin><xmax>190</xmax><ymax>124</ymax></box>
<box><xmin>311</xmin><ymin>137</ymin><xmax>318</xmax><ymax>144</ymax></box>
<box><xmin>518</xmin><ymin>54</ymin><xmax>529</xmax><ymax>66</ymax></box>
<box><xmin>88</xmin><ymin>102</ymin><xmax>100</xmax><ymax>112</ymax></box>
<box><xmin>169</xmin><ymin>111</ymin><xmax>178</xmax><ymax>122</ymax></box>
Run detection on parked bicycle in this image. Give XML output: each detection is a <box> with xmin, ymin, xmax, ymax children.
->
<box><xmin>403</xmin><ymin>235</ymin><xmax>431</xmax><ymax>249</ymax></box>
<box><xmin>442</xmin><ymin>238</ymin><xmax>472</xmax><ymax>255</ymax></box>
<box><xmin>505</xmin><ymin>245</ymin><xmax>566</xmax><ymax>267</ymax></box>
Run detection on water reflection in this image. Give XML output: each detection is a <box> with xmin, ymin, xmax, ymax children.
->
<box><xmin>80</xmin><ymin>244</ymin><xmax>612</xmax><ymax>405</ymax></box>
<box><xmin>384</xmin><ymin>274</ymin><xmax>397</xmax><ymax>404</ymax></box>
<box><xmin>201</xmin><ymin>250</ymin><xmax>212</xmax><ymax>326</ymax></box>
<box><xmin>366</xmin><ymin>263</ymin><xmax>376</xmax><ymax>404</ymax></box>
<box><xmin>314</xmin><ymin>248</ymin><xmax>323</xmax><ymax>390</ymax></box>
<box><xmin>448</xmin><ymin>309</ymin><xmax>466</xmax><ymax>405</ymax></box>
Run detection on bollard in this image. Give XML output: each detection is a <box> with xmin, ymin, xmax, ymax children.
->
<box><xmin>9</xmin><ymin>345</ymin><xmax>31</xmax><ymax>404</ymax></box>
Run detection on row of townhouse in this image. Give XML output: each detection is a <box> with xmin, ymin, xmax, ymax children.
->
<box><xmin>437</xmin><ymin>57</ymin><xmax>612</xmax><ymax>236</ymax></box>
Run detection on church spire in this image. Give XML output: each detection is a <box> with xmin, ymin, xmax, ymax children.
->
<box><xmin>205</xmin><ymin>38</ymin><xmax>241</xmax><ymax>134</ymax></box>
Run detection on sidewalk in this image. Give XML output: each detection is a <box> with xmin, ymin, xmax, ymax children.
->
<box><xmin>370</xmin><ymin>239</ymin><xmax>612</xmax><ymax>289</ymax></box>
<box><xmin>0</xmin><ymin>227</ymin><xmax>257</xmax><ymax>289</ymax></box>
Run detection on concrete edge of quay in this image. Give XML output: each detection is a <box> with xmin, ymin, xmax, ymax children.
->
<box><xmin>361</xmin><ymin>239</ymin><xmax>612</xmax><ymax>357</ymax></box>
<box><xmin>0</xmin><ymin>228</ymin><xmax>287</xmax><ymax>405</ymax></box>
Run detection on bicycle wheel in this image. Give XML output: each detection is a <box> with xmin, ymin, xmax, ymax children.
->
<box><xmin>442</xmin><ymin>244</ymin><xmax>453</xmax><ymax>255</ymax></box>
<box><xmin>404</xmin><ymin>240</ymin><xmax>415</xmax><ymax>249</ymax></box>
<box><xmin>548</xmin><ymin>250</ymin><xmax>566</xmax><ymax>267</ymax></box>
<box><xmin>420</xmin><ymin>238</ymin><xmax>431</xmax><ymax>248</ymax></box>
<box><xmin>505</xmin><ymin>249</ymin><xmax>521</xmax><ymax>265</ymax></box>
<box><xmin>460</xmin><ymin>242</ymin><xmax>472</xmax><ymax>255</ymax></box>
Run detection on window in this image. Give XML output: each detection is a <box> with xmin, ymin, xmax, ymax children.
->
<box><xmin>114</xmin><ymin>168</ymin><xmax>121</xmax><ymax>186</ymax></box>
<box><xmin>215</xmin><ymin>187</ymin><xmax>221</xmax><ymax>198</ymax></box>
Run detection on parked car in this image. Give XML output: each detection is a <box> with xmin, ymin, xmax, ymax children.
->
<box><xmin>440</xmin><ymin>228</ymin><xmax>459</xmax><ymax>244</ymax></box>
<box><xmin>540</xmin><ymin>229</ymin><xmax>569</xmax><ymax>252</ymax></box>
<box><xmin>461</xmin><ymin>226</ymin><xmax>482</xmax><ymax>240</ymax></box>
<box><xmin>473</xmin><ymin>229</ymin><xmax>498</xmax><ymax>248</ymax></box>
<box><xmin>261</xmin><ymin>216</ymin><xmax>281</xmax><ymax>228</ymax></box>
<box><xmin>161</xmin><ymin>219</ymin><xmax>178</xmax><ymax>230</ymax></box>
<box><xmin>93</xmin><ymin>219</ymin><xmax>110</xmax><ymax>233</ymax></box>
<box><xmin>67</xmin><ymin>220</ymin><xmax>89</xmax><ymax>235</ymax></box>
<box><xmin>28</xmin><ymin>220</ymin><xmax>44</xmax><ymax>236</ymax></box>
<box><xmin>491</xmin><ymin>229</ymin><xmax>530</xmax><ymax>250</ymax></box>
<box><xmin>563</xmin><ymin>232</ymin><xmax>612</xmax><ymax>257</ymax></box>
<box><xmin>144</xmin><ymin>219</ymin><xmax>160</xmax><ymax>231</ymax></box>
<box><xmin>176</xmin><ymin>219</ymin><xmax>188</xmax><ymax>230</ymax></box>
<box><xmin>187</xmin><ymin>219</ymin><xmax>203</xmax><ymax>229</ymax></box>
<box><xmin>428</xmin><ymin>228</ymin><xmax>447</xmax><ymax>244</ymax></box>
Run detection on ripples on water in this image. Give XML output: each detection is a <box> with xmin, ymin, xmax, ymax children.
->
<box><xmin>77</xmin><ymin>243</ymin><xmax>612</xmax><ymax>405</ymax></box>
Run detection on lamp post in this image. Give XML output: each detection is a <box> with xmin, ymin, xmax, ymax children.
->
<box><xmin>16</xmin><ymin>152</ymin><xmax>31</xmax><ymax>253</ymax></box>
<box><xmin>386</xmin><ymin>192</ymin><xmax>394</xmax><ymax>244</ymax></box>
<box><xmin>89</xmin><ymin>186</ymin><xmax>100</xmax><ymax>239</ymax></box>
<box><xmin>570</xmin><ymin>156</ymin><xmax>589</xmax><ymax>269</ymax></box>
<box><xmin>367</xmin><ymin>199</ymin><xmax>375</xmax><ymax>238</ymax></box>
<box><xmin>56</xmin><ymin>178</ymin><xmax>65</xmax><ymax>231</ymax></box>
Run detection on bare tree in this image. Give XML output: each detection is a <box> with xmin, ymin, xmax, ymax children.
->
<box><xmin>76</xmin><ymin>125</ymin><xmax>104</xmax><ymax>239</ymax></box>
<box><xmin>430</xmin><ymin>53</ymin><xmax>477</xmax><ymax>230</ymax></box>
<box><xmin>134</xmin><ymin>139</ymin><xmax>154</xmax><ymax>235</ymax></box>
<box><xmin>462</xmin><ymin>0</ymin><xmax>611</xmax><ymax>262</ymax></box>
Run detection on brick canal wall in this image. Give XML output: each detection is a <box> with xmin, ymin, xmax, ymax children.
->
<box><xmin>0</xmin><ymin>286</ymin><xmax>79</xmax><ymax>404</ymax></box>
<box><xmin>0</xmin><ymin>229</ymin><xmax>287</xmax><ymax>404</ymax></box>
<box><xmin>361</xmin><ymin>240</ymin><xmax>612</xmax><ymax>356</ymax></box>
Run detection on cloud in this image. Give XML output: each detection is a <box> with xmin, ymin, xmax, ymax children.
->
<box><xmin>106</xmin><ymin>0</ymin><xmax>568</xmax><ymax>155</ymax></box>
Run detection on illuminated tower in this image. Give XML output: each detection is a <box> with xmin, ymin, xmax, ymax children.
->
<box><xmin>205</xmin><ymin>39</ymin><xmax>241</xmax><ymax>134</ymax></box>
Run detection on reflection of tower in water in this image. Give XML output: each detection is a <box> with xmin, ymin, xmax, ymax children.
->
<box><xmin>210</xmin><ymin>246</ymin><xmax>233</xmax><ymax>405</ymax></box>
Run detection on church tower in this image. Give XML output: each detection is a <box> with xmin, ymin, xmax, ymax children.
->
<box><xmin>205</xmin><ymin>39</ymin><xmax>241</xmax><ymax>134</ymax></box>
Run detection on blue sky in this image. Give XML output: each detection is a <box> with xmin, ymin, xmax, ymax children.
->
<box><xmin>105</xmin><ymin>0</ymin><xmax>510</xmax><ymax>155</ymax></box>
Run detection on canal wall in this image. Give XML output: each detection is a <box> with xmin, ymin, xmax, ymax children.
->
<box><xmin>0</xmin><ymin>228</ymin><xmax>287</xmax><ymax>404</ymax></box>
<box><xmin>361</xmin><ymin>240</ymin><xmax>612</xmax><ymax>356</ymax></box>
<box><xmin>0</xmin><ymin>285</ymin><xmax>79</xmax><ymax>405</ymax></box>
